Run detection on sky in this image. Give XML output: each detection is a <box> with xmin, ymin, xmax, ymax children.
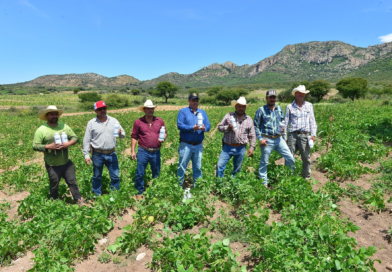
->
<box><xmin>1</xmin><ymin>0</ymin><xmax>391</xmax><ymax>84</ymax></box>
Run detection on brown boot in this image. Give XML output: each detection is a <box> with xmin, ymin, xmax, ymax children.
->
<box><xmin>136</xmin><ymin>195</ymin><xmax>144</xmax><ymax>200</ymax></box>
<box><xmin>76</xmin><ymin>198</ymin><xmax>88</xmax><ymax>207</ymax></box>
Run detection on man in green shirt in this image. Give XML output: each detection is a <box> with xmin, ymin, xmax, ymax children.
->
<box><xmin>33</xmin><ymin>106</ymin><xmax>84</xmax><ymax>204</ymax></box>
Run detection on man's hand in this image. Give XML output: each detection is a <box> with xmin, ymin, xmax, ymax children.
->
<box><xmin>247</xmin><ymin>149</ymin><xmax>254</xmax><ymax>157</ymax></box>
<box><xmin>193</xmin><ymin>125</ymin><xmax>199</xmax><ymax>131</ymax></box>
<box><xmin>260</xmin><ymin>139</ymin><xmax>268</xmax><ymax>146</ymax></box>
<box><xmin>228</xmin><ymin>124</ymin><xmax>234</xmax><ymax>131</ymax></box>
<box><xmin>281</xmin><ymin>126</ymin><xmax>285</xmax><ymax>132</ymax></box>
<box><xmin>200</xmin><ymin>125</ymin><xmax>205</xmax><ymax>132</ymax></box>
<box><xmin>85</xmin><ymin>158</ymin><xmax>91</xmax><ymax>166</ymax></box>
<box><xmin>45</xmin><ymin>143</ymin><xmax>63</xmax><ymax>150</ymax></box>
<box><xmin>118</xmin><ymin>128</ymin><xmax>122</xmax><ymax>135</ymax></box>
<box><xmin>131</xmin><ymin>151</ymin><xmax>136</xmax><ymax>160</ymax></box>
<box><xmin>310</xmin><ymin>136</ymin><xmax>316</xmax><ymax>141</ymax></box>
<box><xmin>59</xmin><ymin>142</ymin><xmax>72</xmax><ymax>150</ymax></box>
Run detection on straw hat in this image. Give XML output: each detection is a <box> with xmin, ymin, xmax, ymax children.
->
<box><xmin>138</xmin><ymin>100</ymin><xmax>157</xmax><ymax>112</ymax></box>
<box><xmin>38</xmin><ymin>105</ymin><xmax>64</xmax><ymax>121</ymax></box>
<box><xmin>292</xmin><ymin>85</ymin><xmax>310</xmax><ymax>96</ymax></box>
<box><xmin>231</xmin><ymin>97</ymin><xmax>251</xmax><ymax>107</ymax></box>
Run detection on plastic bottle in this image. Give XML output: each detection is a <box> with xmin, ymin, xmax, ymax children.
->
<box><xmin>61</xmin><ymin>132</ymin><xmax>68</xmax><ymax>143</ymax></box>
<box><xmin>277</xmin><ymin>121</ymin><xmax>285</xmax><ymax>134</ymax></box>
<box><xmin>113</xmin><ymin>121</ymin><xmax>120</xmax><ymax>137</ymax></box>
<box><xmin>159</xmin><ymin>126</ymin><xmax>165</xmax><ymax>142</ymax></box>
<box><xmin>183</xmin><ymin>188</ymin><xmax>192</xmax><ymax>200</ymax></box>
<box><xmin>54</xmin><ymin>132</ymin><xmax>62</xmax><ymax>144</ymax></box>
<box><xmin>308</xmin><ymin>136</ymin><xmax>314</xmax><ymax>149</ymax></box>
<box><xmin>197</xmin><ymin>113</ymin><xmax>203</xmax><ymax>128</ymax></box>
<box><xmin>230</xmin><ymin>116</ymin><xmax>238</xmax><ymax>131</ymax></box>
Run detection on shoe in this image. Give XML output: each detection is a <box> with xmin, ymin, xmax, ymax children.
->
<box><xmin>136</xmin><ymin>195</ymin><xmax>144</xmax><ymax>200</ymax></box>
<box><xmin>76</xmin><ymin>198</ymin><xmax>88</xmax><ymax>206</ymax></box>
<box><xmin>264</xmin><ymin>184</ymin><xmax>268</xmax><ymax>189</ymax></box>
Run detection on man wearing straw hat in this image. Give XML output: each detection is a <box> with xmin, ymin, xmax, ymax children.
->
<box><xmin>216</xmin><ymin>97</ymin><xmax>256</xmax><ymax>179</ymax></box>
<box><xmin>33</xmin><ymin>105</ymin><xmax>84</xmax><ymax>204</ymax></box>
<box><xmin>254</xmin><ymin>90</ymin><xmax>295</xmax><ymax>188</ymax></box>
<box><xmin>83</xmin><ymin>101</ymin><xmax>126</xmax><ymax>196</ymax></box>
<box><xmin>131</xmin><ymin>100</ymin><xmax>167</xmax><ymax>199</ymax></box>
<box><xmin>283</xmin><ymin>85</ymin><xmax>317</xmax><ymax>179</ymax></box>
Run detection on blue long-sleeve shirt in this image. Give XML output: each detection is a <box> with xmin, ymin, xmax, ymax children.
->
<box><xmin>177</xmin><ymin>107</ymin><xmax>211</xmax><ymax>143</ymax></box>
<box><xmin>254</xmin><ymin>105</ymin><xmax>284</xmax><ymax>140</ymax></box>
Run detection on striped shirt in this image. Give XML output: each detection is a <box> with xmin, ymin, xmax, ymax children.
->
<box><xmin>218</xmin><ymin>112</ymin><xmax>256</xmax><ymax>151</ymax></box>
<box><xmin>283</xmin><ymin>100</ymin><xmax>317</xmax><ymax>141</ymax></box>
<box><xmin>254</xmin><ymin>105</ymin><xmax>285</xmax><ymax>140</ymax></box>
<box><xmin>83</xmin><ymin>115</ymin><xmax>126</xmax><ymax>159</ymax></box>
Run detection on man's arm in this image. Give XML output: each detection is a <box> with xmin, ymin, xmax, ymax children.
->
<box><xmin>253</xmin><ymin>108</ymin><xmax>263</xmax><ymax>141</ymax></box>
<box><xmin>61</xmin><ymin>125</ymin><xmax>78</xmax><ymax>150</ymax></box>
<box><xmin>118</xmin><ymin>121</ymin><xmax>126</xmax><ymax>139</ymax></box>
<box><xmin>309</xmin><ymin>104</ymin><xmax>317</xmax><ymax>140</ymax></box>
<box><xmin>203</xmin><ymin>111</ymin><xmax>211</xmax><ymax>132</ymax></box>
<box><xmin>177</xmin><ymin>109</ymin><xmax>193</xmax><ymax>132</ymax></box>
<box><xmin>131</xmin><ymin>138</ymin><xmax>138</xmax><ymax>160</ymax></box>
<box><xmin>218</xmin><ymin>113</ymin><xmax>230</xmax><ymax>133</ymax></box>
<box><xmin>32</xmin><ymin>129</ymin><xmax>46</xmax><ymax>152</ymax></box>
<box><xmin>283</xmin><ymin>105</ymin><xmax>290</xmax><ymax>141</ymax></box>
<box><xmin>82</xmin><ymin>122</ymin><xmax>92</xmax><ymax>159</ymax></box>
<box><xmin>248</xmin><ymin>121</ymin><xmax>257</xmax><ymax>151</ymax></box>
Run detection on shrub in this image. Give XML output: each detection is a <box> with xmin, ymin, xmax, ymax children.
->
<box><xmin>336</xmin><ymin>77</ymin><xmax>368</xmax><ymax>101</ymax></box>
<box><xmin>73</xmin><ymin>88</ymin><xmax>80</xmax><ymax>94</ymax></box>
<box><xmin>78</xmin><ymin>92</ymin><xmax>102</xmax><ymax>103</ymax></box>
<box><xmin>277</xmin><ymin>89</ymin><xmax>292</xmax><ymax>102</ymax></box>
<box><xmin>207</xmin><ymin>86</ymin><xmax>223</xmax><ymax>96</ymax></box>
<box><xmin>200</xmin><ymin>96</ymin><xmax>216</xmax><ymax>104</ymax></box>
<box><xmin>119</xmin><ymin>88</ymin><xmax>128</xmax><ymax>93</ymax></box>
<box><xmin>105</xmin><ymin>94</ymin><xmax>130</xmax><ymax>109</ymax></box>
<box><xmin>131</xmin><ymin>89</ymin><xmax>141</xmax><ymax>95</ymax></box>
<box><xmin>216</xmin><ymin>90</ymin><xmax>241</xmax><ymax>104</ymax></box>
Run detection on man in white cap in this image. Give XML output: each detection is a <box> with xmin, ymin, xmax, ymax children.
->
<box><xmin>254</xmin><ymin>90</ymin><xmax>295</xmax><ymax>188</ymax></box>
<box><xmin>216</xmin><ymin>97</ymin><xmax>256</xmax><ymax>179</ymax></box>
<box><xmin>33</xmin><ymin>106</ymin><xmax>84</xmax><ymax>204</ymax></box>
<box><xmin>83</xmin><ymin>101</ymin><xmax>126</xmax><ymax>196</ymax></box>
<box><xmin>283</xmin><ymin>85</ymin><xmax>317</xmax><ymax>179</ymax></box>
<box><xmin>131</xmin><ymin>100</ymin><xmax>167</xmax><ymax>199</ymax></box>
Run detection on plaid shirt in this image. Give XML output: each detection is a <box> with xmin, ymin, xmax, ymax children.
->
<box><xmin>254</xmin><ymin>105</ymin><xmax>284</xmax><ymax>140</ymax></box>
<box><xmin>218</xmin><ymin>112</ymin><xmax>256</xmax><ymax>151</ymax></box>
<box><xmin>283</xmin><ymin>100</ymin><xmax>317</xmax><ymax>141</ymax></box>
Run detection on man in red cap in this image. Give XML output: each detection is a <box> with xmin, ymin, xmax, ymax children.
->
<box><xmin>83</xmin><ymin>101</ymin><xmax>126</xmax><ymax>196</ymax></box>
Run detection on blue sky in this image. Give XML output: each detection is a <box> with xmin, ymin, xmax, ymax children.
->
<box><xmin>1</xmin><ymin>0</ymin><xmax>391</xmax><ymax>84</ymax></box>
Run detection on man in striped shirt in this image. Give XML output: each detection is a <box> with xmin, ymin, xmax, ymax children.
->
<box><xmin>254</xmin><ymin>90</ymin><xmax>295</xmax><ymax>188</ymax></box>
<box><xmin>283</xmin><ymin>85</ymin><xmax>317</xmax><ymax>179</ymax></box>
<box><xmin>216</xmin><ymin>97</ymin><xmax>256</xmax><ymax>179</ymax></box>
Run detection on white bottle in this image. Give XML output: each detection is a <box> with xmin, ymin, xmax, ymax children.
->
<box><xmin>308</xmin><ymin>136</ymin><xmax>314</xmax><ymax>149</ymax></box>
<box><xmin>277</xmin><ymin>121</ymin><xmax>285</xmax><ymax>135</ymax></box>
<box><xmin>54</xmin><ymin>132</ymin><xmax>62</xmax><ymax>144</ymax></box>
<box><xmin>61</xmin><ymin>132</ymin><xmax>68</xmax><ymax>143</ymax></box>
<box><xmin>230</xmin><ymin>116</ymin><xmax>238</xmax><ymax>131</ymax></box>
<box><xmin>159</xmin><ymin>126</ymin><xmax>165</xmax><ymax>142</ymax></box>
<box><xmin>197</xmin><ymin>113</ymin><xmax>203</xmax><ymax>128</ymax></box>
<box><xmin>183</xmin><ymin>188</ymin><xmax>192</xmax><ymax>200</ymax></box>
<box><xmin>113</xmin><ymin>121</ymin><xmax>120</xmax><ymax>137</ymax></box>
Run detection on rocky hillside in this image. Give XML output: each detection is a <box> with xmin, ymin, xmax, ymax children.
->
<box><xmin>15</xmin><ymin>41</ymin><xmax>392</xmax><ymax>88</ymax></box>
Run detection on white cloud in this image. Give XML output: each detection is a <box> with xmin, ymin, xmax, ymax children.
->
<box><xmin>19</xmin><ymin>0</ymin><xmax>49</xmax><ymax>18</ymax></box>
<box><xmin>379</xmin><ymin>33</ymin><xmax>392</xmax><ymax>43</ymax></box>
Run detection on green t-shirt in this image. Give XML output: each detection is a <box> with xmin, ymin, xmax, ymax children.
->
<box><xmin>33</xmin><ymin>122</ymin><xmax>78</xmax><ymax>166</ymax></box>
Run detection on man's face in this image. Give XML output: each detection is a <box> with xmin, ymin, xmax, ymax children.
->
<box><xmin>143</xmin><ymin>107</ymin><xmax>155</xmax><ymax>117</ymax></box>
<box><xmin>46</xmin><ymin>112</ymin><xmax>59</xmax><ymax>124</ymax></box>
<box><xmin>266</xmin><ymin>96</ymin><xmax>276</xmax><ymax>106</ymax></box>
<box><xmin>188</xmin><ymin>98</ymin><xmax>199</xmax><ymax>109</ymax></box>
<box><xmin>295</xmin><ymin>92</ymin><xmax>306</xmax><ymax>101</ymax></box>
<box><xmin>95</xmin><ymin>107</ymin><xmax>107</xmax><ymax>118</ymax></box>
<box><xmin>235</xmin><ymin>104</ymin><xmax>246</xmax><ymax>116</ymax></box>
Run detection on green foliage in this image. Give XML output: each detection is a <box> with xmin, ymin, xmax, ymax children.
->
<box><xmin>78</xmin><ymin>92</ymin><xmax>102</xmax><ymax>103</ymax></box>
<box><xmin>73</xmin><ymin>88</ymin><xmax>80</xmax><ymax>94</ymax></box>
<box><xmin>131</xmin><ymin>89</ymin><xmax>141</xmax><ymax>95</ymax></box>
<box><xmin>207</xmin><ymin>86</ymin><xmax>223</xmax><ymax>96</ymax></box>
<box><xmin>188</xmin><ymin>88</ymin><xmax>200</xmax><ymax>96</ymax></box>
<box><xmin>119</xmin><ymin>88</ymin><xmax>128</xmax><ymax>93</ymax></box>
<box><xmin>98</xmin><ymin>252</ymin><xmax>112</xmax><ymax>263</ymax></box>
<box><xmin>215</xmin><ymin>89</ymin><xmax>248</xmax><ymax>104</ymax></box>
<box><xmin>309</xmin><ymin>79</ymin><xmax>331</xmax><ymax>102</ymax></box>
<box><xmin>154</xmin><ymin>81</ymin><xmax>179</xmax><ymax>103</ymax></box>
<box><xmin>200</xmin><ymin>96</ymin><xmax>216</xmax><ymax>105</ymax></box>
<box><xmin>336</xmin><ymin>77</ymin><xmax>368</xmax><ymax>101</ymax></box>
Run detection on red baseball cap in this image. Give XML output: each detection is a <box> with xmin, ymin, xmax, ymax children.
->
<box><xmin>94</xmin><ymin>101</ymin><xmax>107</xmax><ymax>110</ymax></box>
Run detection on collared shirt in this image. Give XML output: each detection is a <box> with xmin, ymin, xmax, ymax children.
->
<box><xmin>83</xmin><ymin>115</ymin><xmax>126</xmax><ymax>159</ymax></box>
<box><xmin>177</xmin><ymin>107</ymin><xmax>211</xmax><ymax>143</ymax></box>
<box><xmin>283</xmin><ymin>100</ymin><xmax>317</xmax><ymax>141</ymax></box>
<box><xmin>33</xmin><ymin>122</ymin><xmax>78</xmax><ymax>166</ymax></box>
<box><xmin>254</xmin><ymin>105</ymin><xmax>284</xmax><ymax>140</ymax></box>
<box><xmin>218</xmin><ymin>112</ymin><xmax>256</xmax><ymax>151</ymax></box>
<box><xmin>131</xmin><ymin>116</ymin><xmax>166</xmax><ymax>149</ymax></box>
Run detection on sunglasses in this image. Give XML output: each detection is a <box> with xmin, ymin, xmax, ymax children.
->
<box><xmin>97</xmin><ymin>107</ymin><xmax>107</xmax><ymax>111</ymax></box>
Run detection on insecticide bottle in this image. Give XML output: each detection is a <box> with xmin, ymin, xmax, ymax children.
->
<box><xmin>159</xmin><ymin>126</ymin><xmax>165</xmax><ymax>142</ymax></box>
<box><xmin>113</xmin><ymin>121</ymin><xmax>120</xmax><ymax>137</ymax></box>
<box><xmin>183</xmin><ymin>188</ymin><xmax>192</xmax><ymax>200</ymax></box>
<box><xmin>277</xmin><ymin>121</ymin><xmax>285</xmax><ymax>135</ymax></box>
<box><xmin>197</xmin><ymin>113</ymin><xmax>203</xmax><ymax>128</ymax></box>
<box><xmin>54</xmin><ymin>132</ymin><xmax>62</xmax><ymax>144</ymax></box>
<box><xmin>61</xmin><ymin>132</ymin><xmax>68</xmax><ymax>143</ymax></box>
<box><xmin>308</xmin><ymin>136</ymin><xmax>314</xmax><ymax>149</ymax></box>
<box><xmin>230</xmin><ymin>116</ymin><xmax>238</xmax><ymax>131</ymax></box>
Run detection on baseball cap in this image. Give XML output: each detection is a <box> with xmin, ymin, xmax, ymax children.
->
<box><xmin>188</xmin><ymin>92</ymin><xmax>199</xmax><ymax>100</ymax></box>
<box><xmin>266</xmin><ymin>89</ymin><xmax>277</xmax><ymax>97</ymax></box>
<box><xmin>94</xmin><ymin>101</ymin><xmax>107</xmax><ymax>110</ymax></box>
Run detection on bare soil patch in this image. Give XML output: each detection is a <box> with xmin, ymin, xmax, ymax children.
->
<box><xmin>0</xmin><ymin>190</ymin><xmax>30</xmax><ymax>220</ymax></box>
<box><xmin>0</xmin><ymin>251</ymin><xmax>35</xmax><ymax>272</ymax></box>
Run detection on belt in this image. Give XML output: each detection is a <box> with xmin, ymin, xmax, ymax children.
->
<box><xmin>93</xmin><ymin>148</ymin><xmax>115</xmax><ymax>154</ymax></box>
<box><xmin>140</xmin><ymin>146</ymin><xmax>160</xmax><ymax>152</ymax></box>
<box><xmin>294</xmin><ymin>131</ymin><xmax>309</xmax><ymax>134</ymax></box>
<box><xmin>262</xmin><ymin>135</ymin><xmax>280</xmax><ymax>139</ymax></box>
<box><xmin>180</xmin><ymin>139</ymin><xmax>202</xmax><ymax>146</ymax></box>
<box><xmin>224</xmin><ymin>142</ymin><xmax>245</xmax><ymax>147</ymax></box>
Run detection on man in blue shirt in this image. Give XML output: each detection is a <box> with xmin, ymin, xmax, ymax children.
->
<box><xmin>177</xmin><ymin>93</ymin><xmax>211</xmax><ymax>188</ymax></box>
<box><xmin>254</xmin><ymin>89</ymin><xmax>295</xmax><ymax>188</ymax></box>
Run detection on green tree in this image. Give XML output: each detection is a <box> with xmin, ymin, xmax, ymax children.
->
<box><xmin>215</xmin><ymin>90</ymin><xmax>241</xmax><ymax>104</ymax></box>
<box><xmin>131</xmin><ymin>89</ymin><xmax>141</xmax><ymax>95</ymax></box>
<box><xmin>207</xmin><ymin>86</ymin><xmax>223</xmax><ymax>96</ymax></box>
<box><xmin>336</xmin><ymin>77</ymin><xmax>368</xmax><ymax>101</ymax></box>
<box><xmin>78</xmin><ymin>92</ymin><xmax>102</xmax><ymax>102</ymax></box>
<box><xmin>308</xmin><ymin>79</ymin><xmax>331</xmax><ymax>102</ymax></box>
<box><xmin>73</xmin><ymin>88</ymin><xmax>80</xmax><ymax>94</ymax></box>
<box><xmin>119</xmin><ymin>88</ymin><xmax>128</xmax><ymax>93</ymax></box>
<box><xmin>153</xmin><ymin>81</ymin><xmax>179</xmax><ymax>103</ymax></box>
<box><xmin>188</xmin><ymin>89</ymin><xmax>200</xmax><ymax>96</ymax></box>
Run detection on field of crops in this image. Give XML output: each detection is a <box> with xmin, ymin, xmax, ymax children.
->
<box><xmin>1</xmin><ymin>101</ymin><xmax>392</xmax><ymax>271</ymax></box>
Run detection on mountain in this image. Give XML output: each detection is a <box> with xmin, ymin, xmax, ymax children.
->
<box><xmin>13</xmin><ymin>41</ymin><xmax>392</xmax><ymax>88</ymax></box>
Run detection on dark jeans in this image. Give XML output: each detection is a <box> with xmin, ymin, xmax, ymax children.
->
<box><xmin>135</xmin><ymin>147</ymin><xmax>161</xmax><ymax>195</ymax></box>
<box><xmin>92</xmin><ymin>151</ymin><xmax>120</xmax><ymax>195</ymax></box>
<box><xmin>45</xmin><ymin>160</ymin><xmax>81</xmax><ymax>200</ymax></box>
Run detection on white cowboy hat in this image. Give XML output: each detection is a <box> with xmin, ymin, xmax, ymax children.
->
<box><xmin>231</xmin><ymin>96</ymin><xmax>251</xmax><ymax>107</ymax></box>
<box><xmin>292</xmin><ymin>85</ymin><xmax>310</xmax><ymax>96</ymax></box>
<box><xmin>138</xmin><ymin>100</ymin><xmax>157</xmax><ymax>112</ymax></box>
<box><xmin>38</xmin><ymin>105</ymin><xmax>64</xmax><ymax>121</ymax></box>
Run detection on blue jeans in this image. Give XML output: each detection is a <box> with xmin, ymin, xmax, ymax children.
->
<box><xmin>135</xmin><ymin>147</ymin><xmax>161</xmax><ymax>195</ymax></box>
<box><xmin>216</xmin><ymin>144</ymin><xmax>246</xmax><ymax>178</ymax></box>
<box><xmin>177</xmin><ymin>142</ymin><xmax>203</xmax><ymax>187</ymax></box>
<box><xmin>92</xmin><ymin>151</ymin><xmax>120</xmax><ymax>195</ymax></box>
<box><xmin>259</xmin><ymin>137</ymin><xmax>295</xmax><ymax>185</ymax></box>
